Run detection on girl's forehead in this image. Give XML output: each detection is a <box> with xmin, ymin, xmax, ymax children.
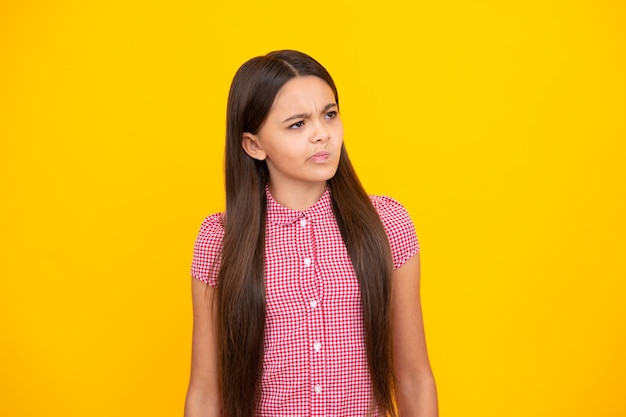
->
<box><xmin>272</xmin><ymin>76</ymin><xmax>335</xmax><ymax>109</ymax></box>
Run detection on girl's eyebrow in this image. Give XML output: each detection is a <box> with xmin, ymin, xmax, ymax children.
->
<box><xmin>281</xmin><ymin>103</ymin><xmax>337</xmax><ymax>123</ymax></box>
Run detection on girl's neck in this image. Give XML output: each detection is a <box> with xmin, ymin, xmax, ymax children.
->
<box><xmin>267</xmin><ymin>181</ymin><xmax>328</xmax><ymax>212</ymax></box>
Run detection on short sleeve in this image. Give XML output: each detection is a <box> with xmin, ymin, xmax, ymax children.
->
<box><xmin>370</xmin><ymin>195</ymin><xmax>420</xmax><ymax>270</ymax></box>
<box><xmin>190</xmin><ymin>213</ymin><xmax>225</xmax><ymax>287</ymax></box>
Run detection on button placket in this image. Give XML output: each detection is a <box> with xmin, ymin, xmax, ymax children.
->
<box><xmin>296</xmin><ymin>214</ymin><xmax>326</xmax><ymax>413</ymax></box>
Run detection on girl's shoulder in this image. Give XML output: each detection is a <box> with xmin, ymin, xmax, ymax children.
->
<box><xmin>369</xmin><ymin>194</ymin><xmax>409</xmax><ymax>215</ymax></box>
<box><xmin>191</xmin><ymin>212</ymin><xmax>225</xmax><ymax>286</ymax></box>
<box><xmin>368</xmin><ymin>195</ymin><xmax>420</xmax><ymax>269</ymax></box>
<box><xmin>369</xmin><ymin>195</ymin><xmax>414</xmax><ymax>229</ymax></box>
<box><xmin>196</xmin><ymin>212</ymin><xmax>225</xmax><ymax>236</ymax></box>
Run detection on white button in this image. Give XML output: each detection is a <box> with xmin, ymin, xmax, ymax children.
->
<box><xmin>300</xmin><ymin>218</ymin><xmax>307</xmax><ymax>227</ymax></box>
<box><xmin>314</xmin><ymin>342</ymin><xmax>321</xmax><ymax>352</ymax></box>
<box><xmin>314</xmin><ymin>384</ymin><xmax>322</xmax><ymax>394</ymax></box>
<box><xmin>310</xmin><ymin>300</ymin><xmax>318</xmax><ymax>308</ymax></box>
<box><xmin>303</xmin><ymin>258</ymin><xmax>311</xmax><ymax>267</ymax></box>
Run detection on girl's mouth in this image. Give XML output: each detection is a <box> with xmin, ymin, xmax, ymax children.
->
<box><xmin>309</xmin><ymin>151</ymin><xmax>330</xmax><ymax>162</ymax></box>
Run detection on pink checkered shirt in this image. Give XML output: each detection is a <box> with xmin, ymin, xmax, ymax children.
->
<box><xmin>191</xmin><ymin>187</ymin><xmax>419</xmax><ymax>416</ymax></box>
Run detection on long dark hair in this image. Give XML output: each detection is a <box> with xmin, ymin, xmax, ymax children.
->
<box><xmin>217</xmin><ymin>50</ymin><xmax>396</xmax><ymax>416</ymax></box>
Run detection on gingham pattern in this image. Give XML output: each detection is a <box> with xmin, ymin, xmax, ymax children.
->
<box><xmin>191</xmin><ymin>188</ymin><xmax>419</xmax><ymax>417</ymax></box>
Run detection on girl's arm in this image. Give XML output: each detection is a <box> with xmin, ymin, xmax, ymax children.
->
<box><xmin>184</xmin><ymin>278</ymin><xmax>222</xmax><ymax>417</ymax></box>
<box><xmin>391</xmin><ymin>254</ymin><xmax>439</xmax><ymax>417</ymax></box>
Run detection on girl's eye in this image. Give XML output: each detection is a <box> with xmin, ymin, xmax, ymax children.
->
<box><xmin>289</xmin><ymin>121</ymin><xmax>304</xmax><ymax>129</ymax></box>
<box><xmin>325</xmin><ymin>111</ymin><xmax>338</xmax><ymax>119</ymax></box>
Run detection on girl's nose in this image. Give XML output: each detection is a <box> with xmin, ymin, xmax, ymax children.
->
<box><xmin>312</xmin><ymin>121</ymin><xmax>330</xmax><ymax>142</ymax></box>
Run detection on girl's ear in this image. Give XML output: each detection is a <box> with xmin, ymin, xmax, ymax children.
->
<box><xmin>242</xmin><ymin>132</ymin><xmax>267</xmax><ymax>161</ymax></box>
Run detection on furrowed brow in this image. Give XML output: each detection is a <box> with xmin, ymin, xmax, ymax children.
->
<box><xmin>281</xmin><ymin>103</ymin><xmax>338</xmax><ymax>123</ymax></box>
<box><xmin>321</xmin><ymin>103</ymin><xmax>337</xmax><ymax>113</ymax></box>
<box><xmin>282</xmin><ymin>113</ymin><xmax>309</xmax><ymax>123</ymax></box>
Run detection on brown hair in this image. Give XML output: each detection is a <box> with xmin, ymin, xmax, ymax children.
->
<box><xmin>217</xmin><ymin>50</ymin><xmax>396</xmax><ymax>416</ymax></box>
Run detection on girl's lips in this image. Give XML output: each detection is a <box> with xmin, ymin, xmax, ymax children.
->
<box><xmin>309</xmin><ymin>151</ymin><xmax>330</xmax><ymax>162</ymax></box>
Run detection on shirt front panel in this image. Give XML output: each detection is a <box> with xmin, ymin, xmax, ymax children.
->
<box><xmin>261</xmin><ymin>188</ymin><xmax>372</xmax><ymax>416</ymax></box>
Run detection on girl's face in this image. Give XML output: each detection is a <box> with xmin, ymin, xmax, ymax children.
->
<box><xmin>243</xmin><ymin>76</ymin><xmax>344</xmax><ymax>194</ymax></box>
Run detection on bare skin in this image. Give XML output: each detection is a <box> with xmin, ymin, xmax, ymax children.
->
<box><xmin>391</xmin><ymin>253</ymin><xmax>439</xmax><ymax>416</ymax></box>
<box><xmin>184</xmin><ymin>279</ymin><xmax>221</xmax><ymax>417</ymax></box>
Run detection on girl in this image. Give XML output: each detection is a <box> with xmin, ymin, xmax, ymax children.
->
<box><xmin>185</xmin><ymin>50</ymin><xmax>437</xmax><ymax>417</ymax></box>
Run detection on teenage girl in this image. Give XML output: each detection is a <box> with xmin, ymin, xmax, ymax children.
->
<box><xmin>185</xmin><ymin>50</ymin><xmax>438</xmax><ymax>417</ymax></box>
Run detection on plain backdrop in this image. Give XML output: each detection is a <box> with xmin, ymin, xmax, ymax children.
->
<box><xmin>1</xmin><ymin>1</ymin><xmax>625</xmax><ymax>416</ymax></box>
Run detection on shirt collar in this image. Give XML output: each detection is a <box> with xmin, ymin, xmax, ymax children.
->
<box><xmin>266</xmin><ymin>185</ymin><xmax>334</xmax><ymax>225</ymax></box>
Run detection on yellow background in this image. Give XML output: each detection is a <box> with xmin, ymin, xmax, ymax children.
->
<box><xmin>1</xmin><ymin>0</ymin><xmax>625</xmax><ymax>416</ymax></box>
